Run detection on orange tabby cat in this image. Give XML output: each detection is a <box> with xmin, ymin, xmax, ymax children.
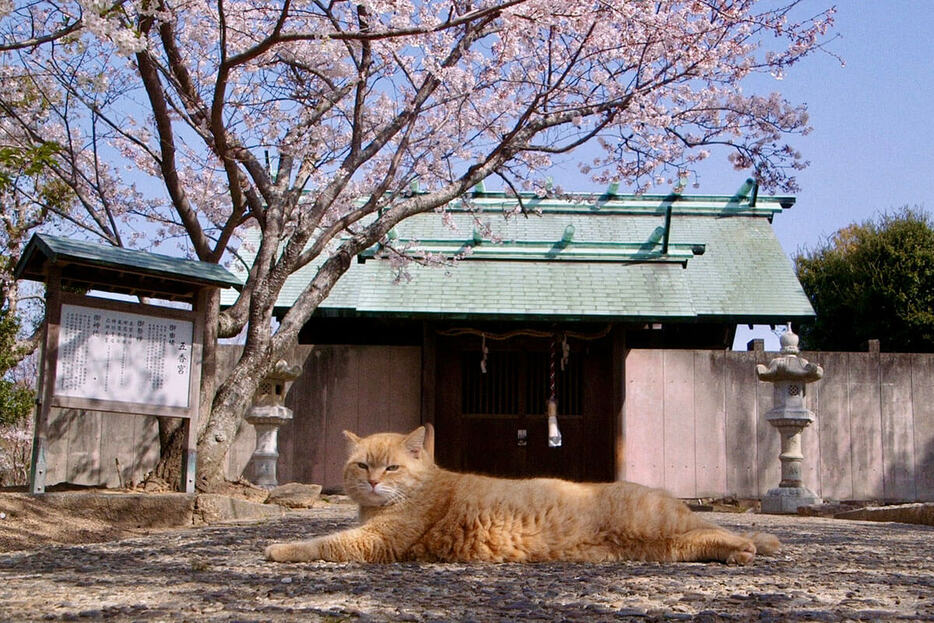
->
<box><xmin>264</xmin><ymin>426</ymin><xmax>779</xmax><ymax>564</ymax></box>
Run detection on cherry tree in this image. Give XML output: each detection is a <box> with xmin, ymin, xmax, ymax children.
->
<box><xmin>0</xmin><ymin>0</ymin><xmax>834</xmax><ymax>488</ymax></box>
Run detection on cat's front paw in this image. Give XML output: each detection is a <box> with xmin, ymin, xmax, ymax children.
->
<box><xmin>265</xmin><ymin>540</ymin><xmax>324</xmax><ymax>563</ymax></box>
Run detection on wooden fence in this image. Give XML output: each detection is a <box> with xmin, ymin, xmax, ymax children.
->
<box><xmin>271</xmin><ymin>344</ymin><xmax>422</xmax><ymax>487</ymax></box>
<box><xmin>623</xmin><ymin>349</ymin><xmax>934</xmax><ymax>501</ymax></box>
<box><xmin>41</xmin><ymin>407</ymin><xmax>159</xmax><ymax>489</ymax></box>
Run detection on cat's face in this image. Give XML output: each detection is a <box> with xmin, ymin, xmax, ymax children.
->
<box><xmin>342</xmin><ymin>427</ymin><xmax>429</xmax><ymax>507</ymax></box>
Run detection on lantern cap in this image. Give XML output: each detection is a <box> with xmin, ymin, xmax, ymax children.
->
<box><xmin>756</xmin><ymin>331</ymin><xmax>823</xmax><ymax>383</ymax></box>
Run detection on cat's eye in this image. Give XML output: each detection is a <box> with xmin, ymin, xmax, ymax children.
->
<box><xmin>355</xmin><ymin>462</ymin><xmax>368</xmax><ymax>470</ymax></box>
<box><xmin>385</xmin><ymin>465</ymin><xmax>400</xmax><ymax>472</ymax></box>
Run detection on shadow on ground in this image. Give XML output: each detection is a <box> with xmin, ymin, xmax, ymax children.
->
<box><xmin>0</xmin><ymin>505</ymin><xmax>932</xmax><ymax>622</ymax></box>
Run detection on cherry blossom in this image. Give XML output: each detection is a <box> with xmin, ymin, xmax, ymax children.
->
<box><xmin>0</xmin><ymin>0</ymin><xmax>836</xmax><ymax>487</ymax></box>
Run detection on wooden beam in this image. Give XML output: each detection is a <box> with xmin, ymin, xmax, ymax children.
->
<box><xmin>29</xmin><ymin>266</ymin><xmax>62</xmax><ymax>494</ymax></box>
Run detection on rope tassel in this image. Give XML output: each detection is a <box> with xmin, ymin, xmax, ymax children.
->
<box><xmin>548</xmin><ymin>337</ymin><xmax>562</xmax><ymax>448</ymax></box>
<box><xmin>547</xmin><ymin>398</ymin><xmax>562</xmax><ymax>448</ymax></box>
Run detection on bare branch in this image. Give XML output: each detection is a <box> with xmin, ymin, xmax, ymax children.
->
<box><xmin>0</xmin><ymin>19</ymin><xmax>82</xmax><ymax>52</ymax></box>
<box><xmin>135</xmin><ymin>46</ymin><xmax>213</xmax><ymax>259</ymax></box>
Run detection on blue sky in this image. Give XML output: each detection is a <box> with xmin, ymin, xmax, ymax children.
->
<box><xmin>550</xmin><ymin>4</ymin><xmax>933</xmax><ymax>256</ymax></box>
<box><xmin>750</xmin><ymin>2</ymin><xmax>934</xmax><ymax>254</ymax></box>
<box><xmin>695</xmin><ymin>4</ymin><xmax>934</xmax><ymax>348</ymax></box>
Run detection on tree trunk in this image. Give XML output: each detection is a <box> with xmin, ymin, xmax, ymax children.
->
<box><xmin>153</xmin><ymin>417</ymin><xmax>185</xmax><ymax>486</ymax></box>
<box><xmin>195</xmin><ymin>343</ymin><xmax>268</xmax><ymax>489</ymax></box>
<box><xmin>153</xmin><ymin>288</ymin><xmax>225</xmax><ymax>490</ymax></box>
<box><xmin>158</xmin><ymin>227</ymin><xmax>376</xmax><ymax>490</ymax></box>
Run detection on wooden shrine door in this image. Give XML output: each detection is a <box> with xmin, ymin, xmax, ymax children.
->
<box><xmin>435</xmin><ymin>335</ymin><xmax>614</xmax><ymax>482</ymax></box>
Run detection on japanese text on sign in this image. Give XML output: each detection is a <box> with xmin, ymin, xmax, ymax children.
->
<box><xmin>55</xmin><ymin>304</ymin><xmax>193</xmax><ymax>408</ymax></box>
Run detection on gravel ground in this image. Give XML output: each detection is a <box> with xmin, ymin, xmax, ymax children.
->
<box><xmin>0</xmin><ymin>504</ymin><xmax>932</xmax><ymax>622</ymax></box>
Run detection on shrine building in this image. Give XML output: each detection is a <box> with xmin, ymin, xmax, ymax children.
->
<box><xmin>224</xmin><ymin>182</ymin><xmax>815</xmax><ymax>489</ymax></box>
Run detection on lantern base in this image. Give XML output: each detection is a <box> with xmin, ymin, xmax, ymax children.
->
<box><xmin>761</xmin><ymin>486</ymin><xmax>822</xmax><ymax>514</ymax></box>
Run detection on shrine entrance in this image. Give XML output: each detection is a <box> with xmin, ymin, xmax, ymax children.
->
<box><xmin>434</xmin><ymin>332</ymin><xmax>615</xmax><ymax>482</ymax></box>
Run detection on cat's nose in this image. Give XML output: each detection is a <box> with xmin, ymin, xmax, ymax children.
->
<box><xmin>368</xmin><ymin>480</ymin><xmax>379</xmax><ymax>487</ymax></box>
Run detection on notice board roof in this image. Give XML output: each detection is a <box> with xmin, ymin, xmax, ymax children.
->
<box><xmin>15</xmin><ymin>233</ymin><xmax>241</xmax><ymax>301</ymax></box>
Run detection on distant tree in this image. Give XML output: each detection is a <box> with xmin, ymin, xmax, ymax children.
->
<box><xmin>0</xmin><ymin>309</ymin><xmax>34</xmax><ymax>425</ymax></box>
<box><xmin>1</xmin><ymin>82</ymin><xmax>81</xmax><ymax>390</ymax></box>
<box><xmin>0</xmin><ymin>140</ymin><xmax>62</xmax><ymax>425</ymax></box>
<box><xmin>0</xmin><ymin>305</ymin><xmax>36</xmax><ymax>485</ymax></box>
<box><xmin>795</xmin><ymin>207</ymin><xmax>934</xmax><ymax>352</ymax></box>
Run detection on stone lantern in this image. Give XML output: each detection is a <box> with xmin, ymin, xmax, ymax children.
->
<box><xmin>245</xmin><ymin>359</ymin><xmax>302</xmax><ymax>488</ymax></box>
<box><xmin>755</xmin><ymin>329</ymin><xmax>823</xmax><ymax>514</ymax></box>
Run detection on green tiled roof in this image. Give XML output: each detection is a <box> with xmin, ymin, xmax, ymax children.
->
<box><xmin>224</xmin><ymin>190</ymin><xmax>814</xmax><ymax>323</ymax></box>
<box><xmin>16</xmin><ymin>233</ymin><xmax>241</xmax><ymax>300</ymax></box>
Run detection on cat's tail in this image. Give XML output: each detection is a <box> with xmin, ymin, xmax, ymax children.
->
<box><xmin>744</xmin><ymin>531</ymin><xmax>781</xmax><ymax>556</ymax></box>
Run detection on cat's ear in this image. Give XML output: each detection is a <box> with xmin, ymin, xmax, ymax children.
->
<box><xmin>403</xmin><ymin>426</ymin><xmax>426</xmax><ymax>459</ymax></box>
<box><xmin>343</xmin><ymin>430</ymin><xmax>362</xmax><ymax>445</ymax></box>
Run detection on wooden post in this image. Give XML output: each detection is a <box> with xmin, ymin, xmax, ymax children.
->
<box><xmin>612</xmin><ymin>327</ymin><xmax>627</xmax><ymax>482</ymax></box>
<box><xmin>181</xmin><ymin>419</ymin><xmax>197</xmax><ymax>494</ymax></box>
<box><xmin>29</xmin><ymin>267</ymin><xmax>62</xmax><ymax>494</ymax></box>
<box><xmin>181</xmin><ymin>287</ymin><xmax>211</xmax><ymax>494</ymax></box>
<box><xmin>420</xmin><ymin>321</ymin><xmax>436</xmax><ymax>428</ymax></box>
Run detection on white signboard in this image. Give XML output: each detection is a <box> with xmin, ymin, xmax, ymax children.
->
<box><xmin>54</xmin><ymin>303</ymin><xmax>194</xmax><ymax>408</ymax></box>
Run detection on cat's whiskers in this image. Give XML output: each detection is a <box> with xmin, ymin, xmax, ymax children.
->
<box><xmin>367</xmin><ymin>482</ymin><xmax>406</xmax><ymax>506</ymax></box>
<box><xmin>344</xmin><ymin>477</ymin><xmax>410</xmax><ymax>507</ymax></box>
<box><xmin>346</xmin><ymin>480</ymin><xmax>374</xmax><ymax>500</ymax></box>
<box><xmin>378</xmin><ymin>487</ymin><xmax>408</xmax><ymax>506</ymax></box>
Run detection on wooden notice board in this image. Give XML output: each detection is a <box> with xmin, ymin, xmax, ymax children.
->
<box><xmin>30</xmin><ymin>284</ymin><xmax>206</xmax><ymax>494</ymax></box>
<box><xmin>53</xmin><ymin>296</ymin><xmax>199</xmax><ymax>414</ymax></box>
<box><xmin>14</xmin><ymin>233</ymin><xmax>241</xmax><ymax>495</ymax></box>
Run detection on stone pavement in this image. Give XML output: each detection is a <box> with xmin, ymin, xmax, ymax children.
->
<box><xmin>0</xmin><ymin>504</ymin><xmax>932</xmax><ymax>622</ymax></box>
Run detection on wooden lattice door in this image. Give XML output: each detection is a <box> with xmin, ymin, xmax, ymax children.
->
<box><xmin>435</xmin><ymin>336</ymin><xmax>614</xmax><ymax>482</ymax></box>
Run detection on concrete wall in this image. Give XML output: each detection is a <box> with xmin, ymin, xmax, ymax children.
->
<box><xmin>623</xmin><ymin>349</ymin><xmax>934</xmax><ymax>502</ymax></box>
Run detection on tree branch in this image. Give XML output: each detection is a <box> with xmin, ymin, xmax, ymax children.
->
<box><xmin>135</xmin><ymin>46</ymin><xmax>213</xmax><ymax>259</ymax></box>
